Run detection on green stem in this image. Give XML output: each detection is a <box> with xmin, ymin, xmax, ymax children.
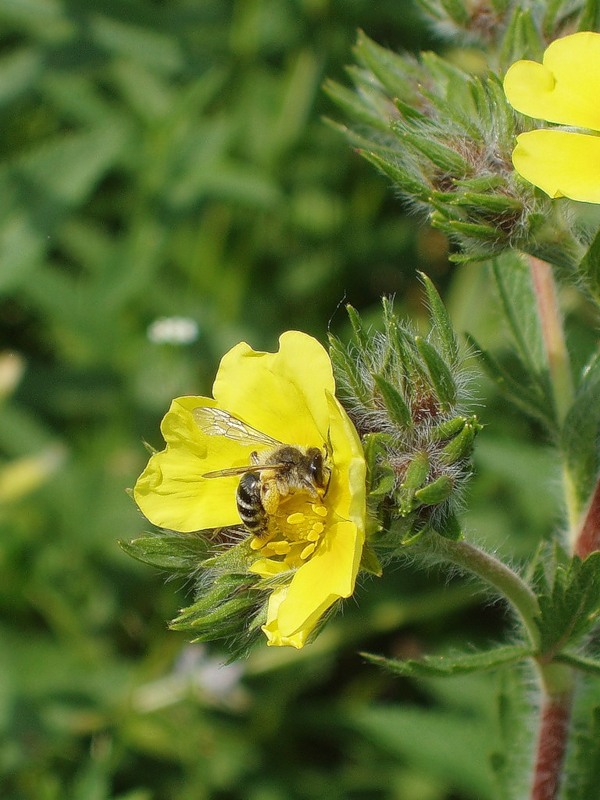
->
<box><xmin>419</xmin><ymin>534</ymin><xmax>541</xmax><ymax>651</ymax></box>
<box><xmin>528</xmin><ymin>256</ymin><xmax>579</xmax><ymax>541</ymax></box>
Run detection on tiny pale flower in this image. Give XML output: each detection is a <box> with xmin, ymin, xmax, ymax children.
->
<box><xmin>504</xmin><ymin>32</ymin><xmax>600</xmax><ymax>203</ymax></box>
<box><xmin>134</xmin><ymin>331</ymin><xmax>366</xmax><ymax>649</ymax></box>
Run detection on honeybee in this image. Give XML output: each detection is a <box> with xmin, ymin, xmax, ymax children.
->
<box><xmin>193</xmin><ymin>407</ymin><xmax>331</xmax><ymax>537</ymax></box>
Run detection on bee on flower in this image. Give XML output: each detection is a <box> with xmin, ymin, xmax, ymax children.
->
<box><xmin>133</xmin><ymin>331</ymin><xmax>367</xmax><ymax>649</ymax></box>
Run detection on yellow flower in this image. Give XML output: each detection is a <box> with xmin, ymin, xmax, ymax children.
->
<box><xmin>134</xmin><ymin>331</ymin><xmax>366</xmax><ymax>649</ymax></box>
<box><xmin>503</xmin><ymin>32</ymin><xmax>600</xmax><ymax>203</ymax></box>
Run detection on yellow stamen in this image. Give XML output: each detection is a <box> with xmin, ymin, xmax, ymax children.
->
<box><xmin>312</xmin><ymin>504</ymin><xmax>327</xmax><ymax>517</ymax></box>
<box><xmin>287</xmin><ymin>512</ymin><xmax>306</xmax><ymax>525</ymax></box>
<box><xmin>270</xmin><ymin>541</ymin><xmax>292</xmax><ymax>555</ymax></box>
<box><xmin>300</xmin><ymin>542</ymin><xmax>316</xmax><ymax>560</ymax></box>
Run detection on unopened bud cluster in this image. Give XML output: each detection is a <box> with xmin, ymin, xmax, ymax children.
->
<box><xmin>326</xmin><ymin>11</ymin><xmax>586</xmax><ymax>272</ymax></box>
<box><xmin>329</xmin><ymin>278</ymin><xmax>479</xmax><ymax>547</ymax></box>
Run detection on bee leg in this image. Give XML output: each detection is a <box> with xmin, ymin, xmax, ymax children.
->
<box><xmin>261</xmin><ymin>482</ymin><xmax>281</xmax><ymax>515</ymax></box>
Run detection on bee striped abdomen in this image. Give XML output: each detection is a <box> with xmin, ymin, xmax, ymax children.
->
<box><xmin>236</xmin><ymin>472</ymin><xmax>268</xmax><ymax>534</ymax></box>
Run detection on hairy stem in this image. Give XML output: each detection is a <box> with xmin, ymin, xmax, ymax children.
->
<box><xmin>420</xmin><ymin>534</ymin><xmax>541</xmax><ymax>650</ymax></box>
<box><xmin>528</xmin><ymin>256</ymin><xmax>579</xmax><ymax>540</ymax></box>
<box><xmin>528</xmin><ymin>256</ymin><xmax>574</xmax><ymax>425</ymax></box>
<box><xmin>531</xmin><ymin>688</ymin><xmax>574</xmax><ymax>800</ymax></box>
<box><xmin>574</xmin><ymin>478</ymin><xmax>600</xmax><ymax>559</ymax></box>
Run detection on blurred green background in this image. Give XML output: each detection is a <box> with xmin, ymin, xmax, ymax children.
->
<box><xmin>0</xmin><ymin>2</ymin><xmax>562</xmax><ymax>799</ymax></box>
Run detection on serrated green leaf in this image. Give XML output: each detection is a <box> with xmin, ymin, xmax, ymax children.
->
<box><xmin>536</xmin><ymin>552</ymin><xmax>600</xmax><ymax>655</ymax></box>
<box><xmin>363</xmin><ymin>644</ymin><xmax>533</xmax><ymax>678</ymax></box>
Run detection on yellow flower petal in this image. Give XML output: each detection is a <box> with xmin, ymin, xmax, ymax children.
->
<box><xmin>134</xmin><ymin>397</ymin><xmax>257</xmax><ymax>531</ymax></box>
<box><xmin>325</xmin><ymin>390</ymin><xmax>367</xmax><ymax>525</ymax></box>
<box><xmin>504</xmin><ymin>32</ymin><xmax>600</xmax><ymax>130</ymax></box>
<box><xmin>262</xmin><ymin>587</ymin><xmax>309</xmax><ymax>648</ymax></box>
<box><xmin>212</xmin><ymin>331</ymin><xmax>334</xmax><ymax>446</ymax></box>
<box><xmin>263</xmin><ymin>518</ymin><xmax>364</xmax><ymax>644</ymax></box>
<box><xmin>512</xmin><ymin>130</ymin><xmax>600</xmax><ymax>203</ymax></box>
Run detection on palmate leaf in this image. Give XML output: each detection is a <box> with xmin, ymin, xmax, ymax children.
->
<box><xmin>362</xmin><ymin>644</ymin><xmax>533</xmax><ymax>678</ymax></box>
<box><xmin>535</xmin><ymin>551</ymin><xmax>600</xmax><ymax>655</ymax></box>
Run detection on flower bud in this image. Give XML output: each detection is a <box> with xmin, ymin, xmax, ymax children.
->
<box><xmin>330</xmin><ymin>278</ymin><xmax>478</xmax><ymax>546</ymax></box>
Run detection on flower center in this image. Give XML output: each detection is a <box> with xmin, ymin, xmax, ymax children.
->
<box><xmin>249</xmin><ymin>494</ymin><xmax>328</xmax><ymax>569</ymax></box>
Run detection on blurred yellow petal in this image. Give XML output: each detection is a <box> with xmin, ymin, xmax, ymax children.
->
<box><xmin>134</xmin><ymin>397</ymin><xmax>257</xmax><ymax>532</ymax></box>
<box><xmin>504</xmin><ymin>32</ymin><xmax>600</xmax><ymax>130</ymax></box>
<box><xmin>512</xmin><ymin>130</ymin><xmax>600</xmax><ymax>203</ymax></box>
<box><xmin>213</xmin><ymin>331</ymin><xmax>334</xmax><ymax>445</ymax></box>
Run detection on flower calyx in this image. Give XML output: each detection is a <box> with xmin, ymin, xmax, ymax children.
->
<box><xmin>329</xmin><ymin>276</ymin><xmax>479</xmax><ymax>549</ymax></box>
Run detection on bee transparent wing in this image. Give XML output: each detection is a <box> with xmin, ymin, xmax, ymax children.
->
<box><xmin>203</xmin><ymin>463</ymin><xmax>286</xmax><ymax>479</ymax></box>
<box><xmin>193</xmin><ymin>406</ymin><xmax>282</xmax><ymax>448</ymax></box>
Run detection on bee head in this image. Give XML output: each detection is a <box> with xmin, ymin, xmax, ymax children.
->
<box><xmin>307</xmin><ymin>447</ymin><xmax>331</xmax><ymax>496</ymax></box>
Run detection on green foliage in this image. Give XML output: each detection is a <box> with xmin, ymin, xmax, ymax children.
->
<box><xmin>3</xmin><ymin>0</ymin><xmax>599</xmax><ymax>798</ymax></box>
<box><xmin>562</xmin><ymin>351</ymin><xmax>600</xmax><ymax>508</ymax></box>
<box><xmin>468</xmin><ymin>252</ymin><xmax>555</xmax><ymax>429</ymax></box>
<box><xmin>534</xmin><ymin>550</ymin><xmax>600</xmax><ymax>656</ymax></box>
<box><xmin>347</xmin><ymin>674</ymin><xmax>500</xmax><ymax>800</ymax></box>
<box><xmin>363</xmin><ymin>644</ymin><xmax>533</xmax><ymax>677</ymax></box>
